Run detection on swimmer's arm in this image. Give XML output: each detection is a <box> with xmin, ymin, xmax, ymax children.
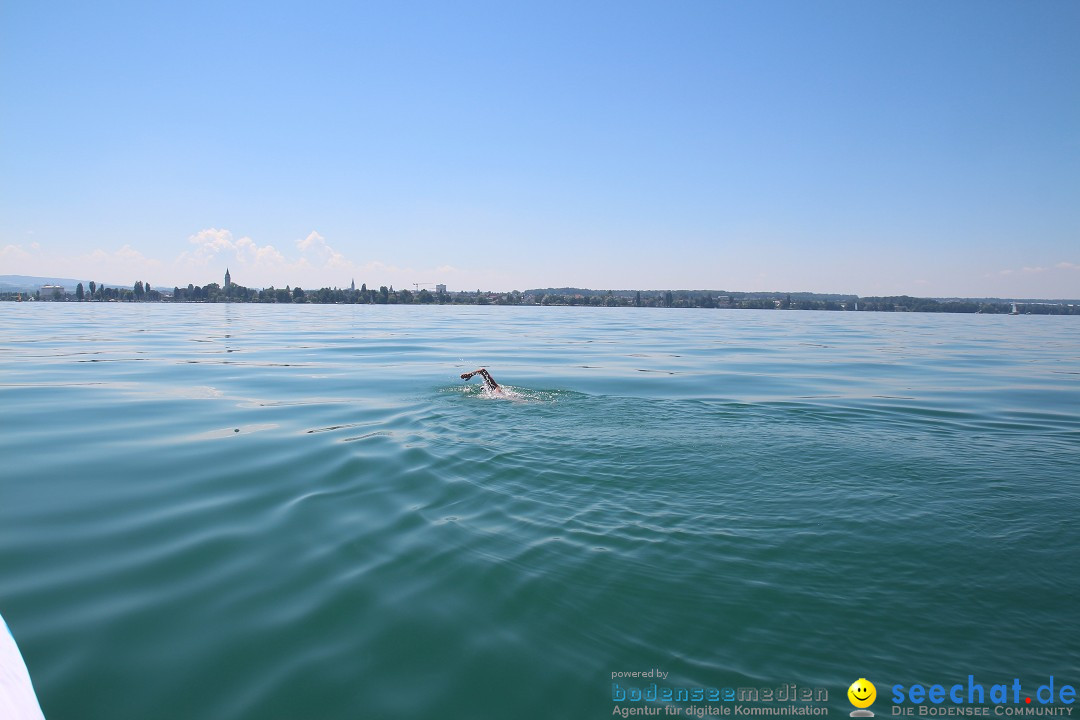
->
<box><xmin>460</xmin><ymin>368</ymin><xmax>500</xmax><ymax>390</ymax></box>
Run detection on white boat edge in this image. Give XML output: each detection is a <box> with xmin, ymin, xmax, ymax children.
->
<box><xmin>1</xmin><ymin>611</ymin><xmax>46</xmax><ymax>720</ymax></box>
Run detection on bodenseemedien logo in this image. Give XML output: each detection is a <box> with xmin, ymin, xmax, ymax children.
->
<box><xmin>849</xmin><ymin>678</ymin><xmax>877</xmax><ymax>717</ymax></box>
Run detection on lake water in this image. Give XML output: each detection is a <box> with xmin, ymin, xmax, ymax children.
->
<box><xmin>1</xmin><ymin>304</ymin><xmax>1078</xmax><ymax>719</ymax></box>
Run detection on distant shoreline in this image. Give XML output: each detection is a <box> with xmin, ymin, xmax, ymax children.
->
<box><xmin>3</xmin><ymin>281</ymin><xmax>1078</xmax><ymax>315</ymax></box>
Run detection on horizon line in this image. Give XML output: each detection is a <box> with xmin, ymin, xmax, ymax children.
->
<box><xmin>3</xmin><ymin>274</ymin><xmax>1079</xmax><ymax>304</ymax></box>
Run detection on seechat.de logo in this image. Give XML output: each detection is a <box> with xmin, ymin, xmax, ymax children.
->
<box><xmin>849</xmin><ymin>678</ymin><xmax>877</xmax><ymax>717</ymax></box>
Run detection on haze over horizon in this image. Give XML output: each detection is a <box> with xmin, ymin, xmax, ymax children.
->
<box><xmin>2</xmin><ymin>1</ymin><xmax>1078</xmax><ymax>297</ymax></box>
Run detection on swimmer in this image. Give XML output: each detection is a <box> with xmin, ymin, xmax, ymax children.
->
<box><xmin>460</xmin><ymin>368</ymin><xmax>500</xmax><ymax>392</ymax></box>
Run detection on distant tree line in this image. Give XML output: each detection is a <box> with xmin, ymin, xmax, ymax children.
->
<box><xmin>3</xmin><ymin>280</ymin><xmax>165</xmax><ymax>303</ymax></box>
<box><xmin>169</xmin><ymin>282</ymin><xmax>466</xmax><ymax>304</ymax></box>
<box><xmin>3</xmin><ymin>282</ymin><xmax>1078</xmax><ymax>315</ymax></box>
<box><xmin>853</xmin><ymin>296</ymin><xmax>1077</xmax><ymax>315</ymax></box>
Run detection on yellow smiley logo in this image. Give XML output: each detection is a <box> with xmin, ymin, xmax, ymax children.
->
<box><xmin>848</xmin><ymin>678</ymin><xmax>877</xmax><ymax>710</ymax></box>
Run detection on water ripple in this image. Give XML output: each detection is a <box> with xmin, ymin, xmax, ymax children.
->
<box><xmin>0</xmin><ymin>305</ymin><xmax>1077</xmax><ymax>719</ymax></box>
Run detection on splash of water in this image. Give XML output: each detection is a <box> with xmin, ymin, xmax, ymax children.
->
<box><xmin>451</xmin><ymin>382</ymin><xmax>559</xmax><ymax>404</ymax></box>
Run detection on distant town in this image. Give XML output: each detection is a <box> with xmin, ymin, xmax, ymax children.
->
<box><xmin>1</xmin><ymin>272</ymin><xmax>1077</xmax><ymax>315</ymax></box>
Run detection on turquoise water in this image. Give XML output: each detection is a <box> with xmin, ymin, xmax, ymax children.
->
<box><xmin>1</xmin><ymin>304</ymin><xmax>1078</xmax><ymax>719</ymax></box>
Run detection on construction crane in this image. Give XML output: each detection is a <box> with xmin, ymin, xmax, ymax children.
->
<box><xmin>413</xmin><ymin>283</ymin><xmax>436</xmax><ymax>291</ymax></box>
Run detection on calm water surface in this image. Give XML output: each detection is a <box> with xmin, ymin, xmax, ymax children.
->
<box><xmin>1</xmin><ymin>304</ymin><xmax>1078</xmax><ymax>719</ymax></box>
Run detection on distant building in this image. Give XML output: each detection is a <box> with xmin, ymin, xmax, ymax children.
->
<box><xmin>40</xmin><ymin>284</ymin><xmax>66</xmax><ymax>300</ymax></box>
<box><xmin>350</xmin><ymin>279</ymin><xmax>356</xmax><ymax>291</ymax></box>
<box><xmin>224</xmin><ymin>268</ymin><xmax>231</xmax><ymax>289</ymax></box>
<box><xmin>436</xmin><ymin>284</ymin><xmax>446</xmax><ymax>294</ymax></box>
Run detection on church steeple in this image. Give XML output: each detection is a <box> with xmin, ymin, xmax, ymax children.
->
<box><xmin>224</xmin><ymin>268</ymin><xmax>231</xmax><ymax>289</ymax></box>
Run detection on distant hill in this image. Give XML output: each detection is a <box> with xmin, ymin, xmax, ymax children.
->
<box><xmin>525</xmin><ymin>287</ymin><xmax>862</xmax><ymax>302</ymax></box>
<box><xmin>0</xmin><ymin>275</ymin><xmax>170</xmax><ymax>293</ymax></box>
<box><xmin>931</xmin><ymin>296</ymin><xmax>1080</xmax><ymax>304</ymax></box>
<box><xmin>0</xmin><ymin>275</ymin><xmax>86</xmax><ymax>292</ymax></box>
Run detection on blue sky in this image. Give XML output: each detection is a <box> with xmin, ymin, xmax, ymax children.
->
<box><xmin>2</xmin><ymin>1</ymin><xmax>1078</xmax><ymax>296</ymax></box>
